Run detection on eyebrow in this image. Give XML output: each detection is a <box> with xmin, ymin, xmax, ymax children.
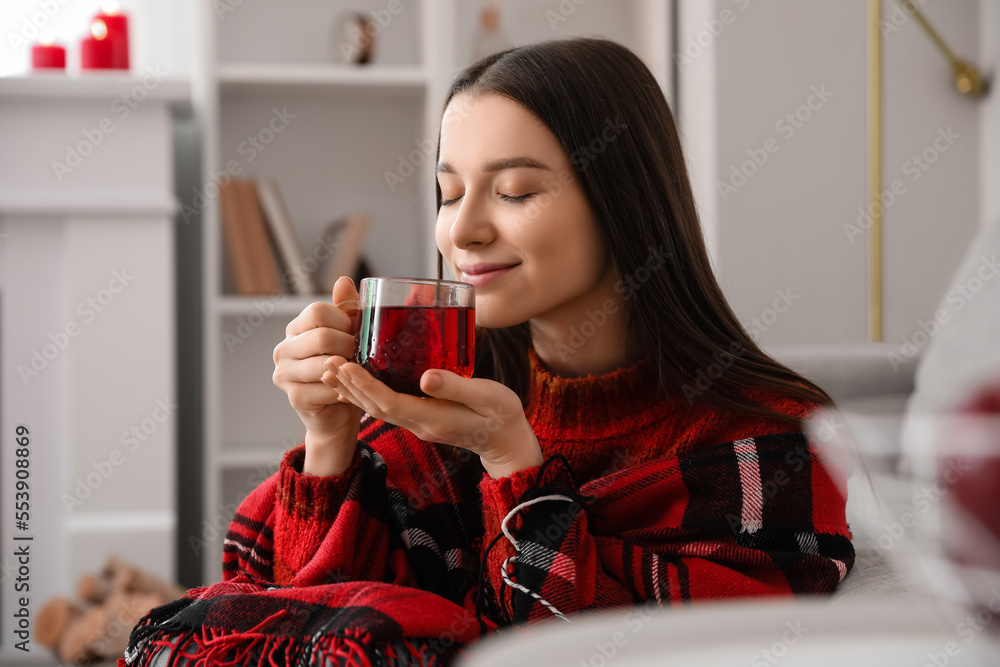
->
<box><xmin>436</xmin><ymin>156</ymin><xmax>553</xmax><ymax>174</ymax></box>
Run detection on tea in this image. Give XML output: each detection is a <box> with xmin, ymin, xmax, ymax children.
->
<box><xmin>354</xmin><ymin>305</ymin><xmax>475</xmax><ymax>396</ymax></box>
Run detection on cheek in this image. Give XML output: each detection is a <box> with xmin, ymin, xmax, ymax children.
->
<box><xmin>434</xmin><ymin>211</ymin><xmax>447</xmax><ymax>244</ymax></box>
<box><xmin>435</xmin><ymin>213</ymin><xmax>453</xmax><ymax>258</ymax></box>
<box><xmin>528</xmin><ymin>200</ymin><xmax>604</xmax><ymax>276</ymax></box>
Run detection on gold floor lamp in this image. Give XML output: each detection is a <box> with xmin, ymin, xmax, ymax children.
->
<box><xmin>867</xmin><ymin>0</ymin><xmax>988</xmax><ymax>342</ymax></box>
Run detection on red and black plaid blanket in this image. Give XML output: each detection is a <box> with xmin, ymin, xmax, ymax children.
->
<box><xmin>120</xmin><ymin>426</ymin><xmax>854</xmax><ymax>666</ymax></box>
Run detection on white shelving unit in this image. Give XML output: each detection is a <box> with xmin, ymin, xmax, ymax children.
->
<box><xmin>196</xmin><ymin>0</ymin><xmax>673</xmax><ymax>584</ymax></box>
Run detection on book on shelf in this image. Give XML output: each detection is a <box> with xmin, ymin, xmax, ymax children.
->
<box><xmin>221</xmin><ymin>177</ymin><xmax>374</xmax><ymax>297</ymax></box>
<box><xmin>315</xmin><ymin>212</ymin><xmax>371</xmax><ymax>294</ymax></box>
<box><xmin>218</xmin><ymin>179</ymin><xmax>283</xmax><ymax>295</ymax></box>
<box><xmin>255</xmin><ymin>178</ymin><xmax>317</xmax><ymax>295</ymax></box>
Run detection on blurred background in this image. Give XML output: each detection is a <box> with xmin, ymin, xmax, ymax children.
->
<box><xmin>1</xmin><ymin>0</ymin><xmax>997</xmax><ymax>663</ymax></box>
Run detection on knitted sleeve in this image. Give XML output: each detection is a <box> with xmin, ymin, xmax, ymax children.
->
<box><xmin>476</xmin><ymin>431</ymin><xmax>855</xmax><ymax>625</ymax></box>
<box><xmin>222</xmin><ymin>415</ymin><xmax>485</xmax><ymax>605</ymax></box>
<box><xmin>221</xmin><ymin>441</ymin><xmax>362</xmax><ymax>586</ymax></box>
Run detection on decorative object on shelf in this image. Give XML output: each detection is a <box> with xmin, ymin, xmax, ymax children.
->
<box><xmin>81</xmin><ymin>1</ymin><xmax>130</xmax><ymax>71</ymax></box>
<box><xmin>474</xmin><ymin>2</ymin><xmax>512</xmax><ymax>61</ymax></box>
<box><xmin>330</xmin><ymin>12</ymin><xmax>377</xmax><ymax>65</ymax></box>
<box><xmin>80</xmin><ymin>17</ymin><xmax>115</xmax><ymax>70</ymax></box>
<box><xmin>30</xmin><ymin>41</ymin><xmax>67</xmax><ymax>71</ymax></box>
<box><xmin>34</xmin><ymin>556</ymin><xmax>185</xmax><ymax>665</ymax></box>
<box><xmin>219</xmin><ymin>179</ymin><xmax>284</xmax><ymax>295</ymax></box>
<box><xmin>96</xmin><ymin>0</ymin><xmax>130</xmax><ymax>70</ymax></box>
<box><xmin>315</xmin><ymin>212</ymin><xmax>371</xmax><ymax>293</ymax></box>
<box><xmin>256</xmin><ymin>179</ymin><xmax>318</xmax><ymax>296</ymax></box>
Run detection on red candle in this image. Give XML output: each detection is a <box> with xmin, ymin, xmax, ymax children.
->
<box><xmin>31</xmin><ymin>42</ymin><xmax>67</xmax><ymax>70</ymax></box>
<box><xmin>95</xmin><ymin>2</ymin><xmax>129</xmax><ymax>70</ymax></box>
<box><xmin>81</xmin><ymin>19</ymin><xmax>114</xmax><ymax>70</ymax></box>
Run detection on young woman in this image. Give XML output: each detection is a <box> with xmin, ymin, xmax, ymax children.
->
<box><xmin>126</xmin><ymin>38</ymin><xmax>853</xmax><ymax>667</ymax></box>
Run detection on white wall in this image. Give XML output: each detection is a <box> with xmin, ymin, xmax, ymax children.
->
<box><xmin>679</xmin><ymin>0</ymin><xmax>983</xmax><ymax>346</ymax></box>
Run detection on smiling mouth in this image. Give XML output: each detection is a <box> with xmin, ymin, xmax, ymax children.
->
<box><xmin>459</xmin><ymin>264</ymin><xmax>519</xmax><ymax>286</ymax></box>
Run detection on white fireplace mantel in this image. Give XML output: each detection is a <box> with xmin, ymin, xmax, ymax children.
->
<box><xmin>0</xmin><ymin>74</ymin><xmax>188</xmax><ymax>660</ymax></box>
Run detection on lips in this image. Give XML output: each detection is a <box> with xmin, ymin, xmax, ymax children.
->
<box><xmin>459</xmin><ymin>262</ymin><xmax>518</xmax><ymax>276</ymax></box>
<box><xmin>458</xmin><ymin>262</ymin><xmax>519</xmax><ymax>287</ymax></box>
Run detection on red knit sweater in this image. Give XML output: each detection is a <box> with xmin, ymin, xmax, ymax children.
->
<box><xmin>221</xmin><ymin>349</ymin><xmax>853</xmax><ymax>647</ymax></box>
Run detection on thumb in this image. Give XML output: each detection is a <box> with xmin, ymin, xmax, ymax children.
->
<box><xmin>331</xmin><ymin>275</ymin><xmax>359</xmax><ymax>307</ymax></box>
<box><xmin>420</xmin><ymin>370</ymin><xmax>497</xmax><ymax>413</ymax></box>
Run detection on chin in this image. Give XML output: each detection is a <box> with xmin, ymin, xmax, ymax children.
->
<box><xmin>474</xmin><ymin>313</ymin><xmax>520</xmax><ymax>330</ymax></box>
<box><xmin>473</xmin><ymin>302</ymin><xmax>529</xmax><ymax>330</ymax></box>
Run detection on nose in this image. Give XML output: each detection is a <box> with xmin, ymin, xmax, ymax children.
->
<box><xmin>447</xmin><ymin>195</ymin><xmax>496</xmax><ymax>249</ymax></box>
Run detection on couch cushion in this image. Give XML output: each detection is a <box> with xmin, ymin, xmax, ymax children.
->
<box><xmin>830</xmin><ymin>546</ymin><xmax>929</xmax><ymax>602</ymax></box>
<box><xmin>900</xmin><ymin>219</ymin><xmax>1000</xmax><ymax>480</ymax></box>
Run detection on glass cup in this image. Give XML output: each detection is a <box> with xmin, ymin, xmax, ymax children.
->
<box><xmin>353</xmin><ymin>277</ymin><xmax>475</xmax><ymax>396</ymax></box>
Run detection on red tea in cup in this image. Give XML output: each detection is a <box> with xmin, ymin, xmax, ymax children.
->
<box><xmin>354</xmin><ymin>278</ymin><xmax>475</xmax><ymax>396</ymax></box>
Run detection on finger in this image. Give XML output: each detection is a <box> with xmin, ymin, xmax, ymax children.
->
<box><xmin>285</xmin><ymin>382</ymin><xmax>344</xmax><ymax>413</ymax></box>
<box><xmin>276</xmin><ymin>354</ymin><xmax>342</xmax><ymax>384</ymax></box>
<box><xmin>331</xmin><ymin>276</ymin><xmax>360</xmax><ymax>334</ymax></box>
<box><xmin>285</xmin><ymin>301</ymin><xmax>353</xmax><ymax>337</ymax></box>
<box><xmin>336</xmin><ymin>362</ymin><xmax>464</xmax><ymax>441</ymax></box>
<box><xmin>280</xmin><ymin>327</ymin><xmax>356</xmax><ymax>362</ymax></box>
<box><xmin>419</xmin><ymin>370</ymin><xmax>509</xmax><ymax>418</ymax></box>
<box><xmin>331</xmin><ymin>275</ymin><xmax>359</xmax><ymax>307</ymax></box>
<box><xmin>319</xmin><ymin>368</ymin><xmax>355</xmax><ymax>405</ymax></box>
<box><xmin>331</xmin><ymin>363</ymin><xmax>369</xmax><ymax>408</ymax></box>
<box><xmin>334</xmin><ymin>362</ymin><xmax>397</xmax><ymax>415</ymax></box>
<box><xmin>325</xmin><ymin>354</ymin><xmax>350</xmax><ymax>377</ymax></box>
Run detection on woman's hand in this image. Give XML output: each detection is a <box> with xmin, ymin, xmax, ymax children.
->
<box><xmin>272</xmin><ymin>276</ymin><xmax>362</xmax><ymax>476</ymax></box>
<box><xmin>326</xmin><ymin>357</ymin><xmax>543</xmax><ymax>479</ymax></box>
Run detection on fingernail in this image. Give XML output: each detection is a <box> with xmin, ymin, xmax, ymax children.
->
<box><xmin>424</xmin><ymin>371</ymin><xmax>442</xmax><ymax>391</ymax></box>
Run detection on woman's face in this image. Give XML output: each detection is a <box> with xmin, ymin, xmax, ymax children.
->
<box><xmin>436</xmin><ymin>93</ymin><xmax>615</xmax><ymax>329</ymax></box>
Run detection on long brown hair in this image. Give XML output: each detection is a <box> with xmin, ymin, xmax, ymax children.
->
<box><xmin>435</xmin><ymin>38</ymin><xmax>834</xmax><ymax>425</ymax></box>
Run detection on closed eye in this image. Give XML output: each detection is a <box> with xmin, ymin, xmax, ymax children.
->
<box><xmin>499</xmin><ymin>193</ymin><xmax>533</xmax><ymax>204</ymax></box>
<box><xmin>439</xmin><ymin>192</ymin><xmax>534</xmax><ymax>207</ymax></box>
